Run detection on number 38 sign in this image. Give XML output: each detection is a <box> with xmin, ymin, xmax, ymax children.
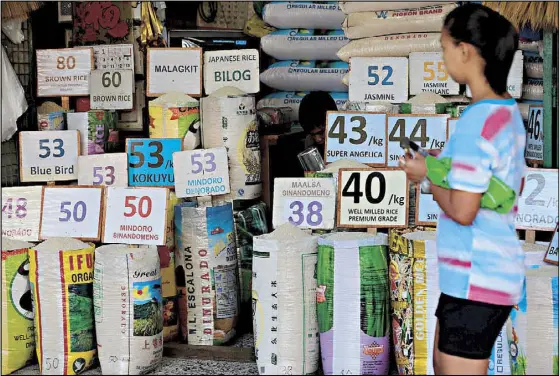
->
<box><xmin>272</xmin><ymin>178</ymin><xmax>336</xmax><ymax>230</ymax></box>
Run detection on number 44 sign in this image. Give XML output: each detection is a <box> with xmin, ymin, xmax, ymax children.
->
<box><xmin>272</xmin><ymin>178</ymin><xmax>336</xmax><ymax>230</ymax></box>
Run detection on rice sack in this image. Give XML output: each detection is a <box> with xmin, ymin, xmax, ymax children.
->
<box><xmin>261</xmin><ymin>29</ymin><xmax>349</xmax><ymax>61</ymax></box>
<box><xmin>262</xmin><ymin>2</ymin><xmax>345</xmax><ymax>29</ymax></box>
<box><xmin>260</xmin><ymin>61</ymin><xmax>349</xmax><ymax>92</ymax></box>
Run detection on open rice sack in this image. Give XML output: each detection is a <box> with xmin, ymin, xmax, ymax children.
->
<box><xmin>261</xmin><ymin>29</ymin><xmax>349</xmax><ymax>61</ymax></box>
<box><xmin>262</xmin><ymin>2</ymin><xmax>345</xmax><ymax>30</ymax></box>
<box><xmin>389</xmin><ymin>229</ymin><xmax>438</xmax><ymax>375</ymax></box>
<box><xmin>28</xmin><ymin>238</ymin><xmax>96</xmax><ymax>375</ymax></box>
<box><xmin>342</xmin><ymin>4</ymin><xmax>456</xmax><ymax>40</ymax></box>
<box><xmin>337</xmin><ymin>33</ymin><xmax>441</xmax><ymax>62</ymax></box>
<box><xmin>252</xmin><ymin>223</ymin><xmax>319</xmax><ymax>375</ymax></box>
<box><xmin>260</xmin><ymin>61</ymin><xmax>349</xmax><ymax>92</ymax></box>
<box><xmin>2</xmin><ymin>238</ymin><xmax>35</xmax><ymax>375</ymax></box>
<box><xmin>317</xmin><ymin>232</ymin><xmax>390</xmax><ymax>375</ymax></box>
<box><xmin>93</xmin><ymin>245</ymin><xmax>162</xmax><ymax>375</ymax></box>
<box><xmin>175</xmin><ymin>202</ymin><xmax>240</xmax><ymax>345</ymax></box>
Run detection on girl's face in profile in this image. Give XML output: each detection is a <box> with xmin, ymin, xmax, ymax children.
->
<box><xmin>440</xmin><ymin>28</ymin><xmax>468</xmax><ymax>85</ymax></box>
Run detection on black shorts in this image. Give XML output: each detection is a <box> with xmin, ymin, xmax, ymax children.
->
<box><xmin>435</xmin><ymin>293</ymin><xmax>513</xmax><ymax>360</ymax></box>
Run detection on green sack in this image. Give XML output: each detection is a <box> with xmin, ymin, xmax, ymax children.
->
<box><xmin>425</xmin><ymin>156</ymin><xmax>517</xmax><ymax>214</ymax></box>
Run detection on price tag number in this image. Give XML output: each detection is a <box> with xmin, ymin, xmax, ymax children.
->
<box><xmin>124</xmin><ymin>196</ymin><xmax>152</xmax><ymax>218</ymax></box>
<box><xmin>527</xmin><ymin>108</ymin><xmax>542</xmax><ymax>141</ymax></box>
<box><xmin>424</xmin><ymin>61</ymin><xmax>448</xmax><ymax>81</ymax></box>
<box><xmin>328</xmin><ymin>115</ymin><xmax>381</xmax><ymax>146</ymax></box>
<box><xmin>129</xmin><ymin>141</ymin><xmax>163</xmax><ymax>169</ymax></box>
<box><xmin>368</xmin><ymin>65</ymin><xmax>393</xmax><ymax>86</ymax></box>
<box><xmin>191</xmin><ymin>152</ymin><xmax>216</xmax><ymax>174</ymax></box>
<box><xmin>342</xmin><ymin>172</ymin><xmax>387</xmax><ymax>204</ymax></box>
<box><xmin>45</xmin><ymin>357</ymin><xmax>60</xmax><ymax>371</ymax></box>
<box><xmin>523</xmin><ymin>173</ymin><xmax>557</xmax><ymax>208</ymax></box>
<box><xmin>389</xmin><ymin>119</ymin><xmax>430</xmax><ymax>148</ymax></box>
<box><xmin>102</xmin><ymin>71</ymin><xmax>122</xmax><ymax>88</ymax></box>
<box><xmin>92</xmin><ymin>166</ymin><xmax>115</xmax><ymax>185</ymax></box>
<box><xmin>2</xmin><ymin>198</ymin><xmax>27</xmax><ymax>219</ymax></box>
<box><xmin>57</xmin><ymin>56</ymin><xmax>75</xmax><ymax>70</ymax></box>
<box><xmin>59</xmin><ymin>201</ymin><xmax>87</xmax><ymax>223</ymax></box>
<box><xmin>288</xmin><ymin>200</ymin><xmax>323</xmax><ymax>227</ymax></box>
<box><xmin>39</xmin><ymin>139</ymin><xmax>65</xmax><ymax>158</ymax></box>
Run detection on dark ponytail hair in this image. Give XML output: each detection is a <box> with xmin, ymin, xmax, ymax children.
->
<box><xmin>443</xmin><ymin>3</ymin><xmax>519</xmax><ymax>95</ymax></box>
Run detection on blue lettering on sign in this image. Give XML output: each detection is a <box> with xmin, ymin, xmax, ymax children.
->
<box><xmin>127</xmin><ymin>138</ymin><xmax>182</xmax><ymax>187</ymax></box>
<box><xmin>368</xmin><ymin>65</ymin><xmax>394</xmax><ymax>86</ymax></box>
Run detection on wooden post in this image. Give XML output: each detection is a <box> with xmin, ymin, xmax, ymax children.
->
<box><xmin>61</xmin><ymin>96</ymin><xmax>70</xmax><ymax>111</ymax></box>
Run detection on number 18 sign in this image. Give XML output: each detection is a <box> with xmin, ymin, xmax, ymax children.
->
<box><xmin>273</xmin><ymin>178</ymin><xmax>336</xmax><ymax>230</ymax></box>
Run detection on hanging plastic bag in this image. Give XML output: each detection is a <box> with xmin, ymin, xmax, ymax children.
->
<box><xmin>1</xmin><ymin>46</ymin><xmax>28</xmax><ymax>142</ymax></box>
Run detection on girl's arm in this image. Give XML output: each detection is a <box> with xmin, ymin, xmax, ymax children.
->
<box><xmin>430</xmin><ymin>185</ymin><xmax>482</xmax><ymax>226</ymax></box>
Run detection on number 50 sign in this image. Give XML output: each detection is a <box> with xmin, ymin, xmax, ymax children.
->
<box><xmin>102</xmin><ymin>187</ymin><xmax>168</xmax><ymax>245</ymax></box>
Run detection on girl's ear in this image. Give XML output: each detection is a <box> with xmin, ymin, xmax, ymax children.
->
<box><xmin>460</xmin><ymin>42</ymin><xmax>473</xmax><ymax>64</ymax></box>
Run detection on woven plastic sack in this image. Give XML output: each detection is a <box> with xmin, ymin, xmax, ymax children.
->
<box><xmin>340</xmin><ymin>1</ymin><xmax>448</xmax><ymax>13</ymax></box>
<box><xmin>175</xmin><ymin>202</ymin><xmax>240</xmax><ymax>345</ymax></box>
<box><xmin>337</xmin><ymin>33</ymin><xmax>441</xmax><ymax>62</ymax></box>
<box><xmin>2</xmin><ymin>238</ymin><xmax>35</xmax><ymax>375</ymax></box>
<box><xmin>29</xmin><ymin>238</ymin><xmax>96</xmax><ymax>375</ymax></box>
<box><xmin>260</xmin><ymin>61</ymin><xmax>348</xmax><ymax>92</ymax></box>
<box><xmin>93</xmin><ymin>245</ymin><xmax>163</xmax><ymax>375</ymax></box>
<box><xmin>261</xmin><ymin>29</ymin><xmax>349</xmax><ymax>61</ymax></box>
<box><xmin>252</xmin><ymin>223</ymin><xmax>319</xmax><ymax>375</ymax></box>
<box><xmin>522</xmin><ymin>79</ymin><xmax>543</xmax><ymax>101</ymax></box>
<box><xmin>317</xmin><ymin>233</ymin><xmax>390</xmax><ymax>375</ymax></box>
<box><xmin>262</xmin><ymin>1</ymin><xmax>345</xmax><ymax>29</ymax></box>
<box><xmin>256</xmin><ymin>91</ymin><xmax>348</xmax><ymax>123</ymax></box>
<box><xmin>343</xmin><ymin>4</ymin><xmax>456</xmax><ymax>39</ymax></box>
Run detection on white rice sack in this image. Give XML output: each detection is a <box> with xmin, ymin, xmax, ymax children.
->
<box><xmin>2</xmin><ymin>238</ymin><xmax>35</xmax><ymax>375</ymax></box>
<box><xmin>256</xmin><ymin>91</ymin><xmax>349</xmax><ymax>123</ymax></box>
<box><xmin>262</xmin><ymin>2</ymin><xmax>345</xmax><ymax>30</ymax></box>
<box><xmin>252</xmin><ymin>223</ymin><xmax>319</xmax><ymax>375</ymax></box>
<box><xmin>525</xmin><ymin>62</ymin><xmax>543</xmax><ymax>79</ymax></box>
<box><xmin>261</xmin><ymin>29</ymin><xmax>349</xmax><ymax>61</ymax></box>
<box><xmin>522</xmin><ymin>78</ymin><xmax>543</xmax><ymax>101</ymax></box>
<box><xmin>340</xmin><ymin>1</ymin><xmax>448</xmax><ymax>13</ymax></box>
<box><xmin>29</xmin><ymin>238</ymin><xmax>96</xmax><ymax>375</ymax></box>
<box><xmin>343</xmin><ymin>4</ymin><xmax>456</xmax><ymax>40</ymax></box>
<box><xmin>260</xmin><ymin>61</ymin><xmax>349</xmax><ymax>92</ymax></box>
<box><xmin>94</xmin><ymin>245</ymin><xmax>162</xmax><ymax>375</ymax></box>
<box><xmin>337</xmin><ymin>33</ymin><xmax>441</xmax><ymax>62</ymax></box>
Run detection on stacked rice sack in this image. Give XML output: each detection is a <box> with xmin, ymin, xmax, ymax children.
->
<box><xmin>259</xmin><ymin>1</ymin><xmax>349</xmax><ymax>122</ymax></box>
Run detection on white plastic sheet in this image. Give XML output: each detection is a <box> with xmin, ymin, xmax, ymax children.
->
<box><xmin>1</xmin><ymin>46</ymin><xmax>28</xmax><ymax>142</ymax></box>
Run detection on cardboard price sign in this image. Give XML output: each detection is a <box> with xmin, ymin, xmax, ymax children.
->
<box><xmin>2</xmin><ymin>186</ymin><xmax>43</xmax><ymax>241</ymax></box>
<box><xmin>36</xmin><ymin>48</ymin><xmax>93</xmax><ymax>97</ymax></box>
<box><xmin>204</xmin><ymin>49</ymin><xmax>260</xmax><ymax>95</ymax></box>
<box><xmin>147</xmin><ymin>48</ymin><xmax>202</xmax><ymax>97</ymax></box>
<box><xmin>386</xmin><ymin>115</ymin><xmax>448</xmax><ymax>167</ymax></box>
<box><xmin>325</xmin><ymin>111</ymin><xmax>386</xmax><ymax>166</ymax></box>
<box><xmin>349</xmin><ymin>57</ymin><xmax>408</xmax><ymax>103</ymax></box>
<box><xmin>39</xmin><ymin>186</ymin><xmax>103</xmax><ymax>241</ymax></box>
<box><xmin>409</xmin><ymin>52</ymin><xmax>459</xmax><ymax>96</ymax></box>
<box><xmin>525</xmin><ymin>106</ymin><xmax>544</xmax><ymax>163</ymax></box>
<box><xmin>544</xmin><ymin>224</ymin><xmax>558</xmax><ymax>265</ymax></box>
<box><xmin>337</xmin><ymin>168</ymin><xmax>408</xmax><ymax>228</ymax></box>
<box><xmin>172</xmin><ymin>147</ymin><xmax>230</xmax><ymax>198</ymax></box>
<box><xmin>77</xmin><ymin>153</ymin><xmax>128</xmax><ymax>187</ymax></box>
<box><xmin>272</xmin><ymin>178</ymin><xmax>336</xmax><ymax>230</ymax></box>
<box><xmin>19</xmin><ymin>130</ymin><xmax>80</xmax><ymax>182</ymax></box>
<box><xmin>102</xmin><ymin>187</ymin><xmax>168</xmax><ymax>245</ymax></box>
<box><xmin>126</xmin><ymin>138</ymin><xmax>182</xmax><ymax>188</ymax></box>
<box><xmin>90</xmin><ymin>70</ymin><xmax>134</xmax><ymax>110</ymax></box>
<box><xmin>515</xmin><ymin>168</ymin><xmax>558</xmax><ymax>231</ymax></box>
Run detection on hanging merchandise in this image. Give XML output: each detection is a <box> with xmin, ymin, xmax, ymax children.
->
<box><xmin>260</xmin><ymin>61</ymin><xmax>349</xmax><ymax>92</ymax></box>
<box><xmin>256</xmin><ymin>91</ymin><xmax>349</xmax><ymax>123</ymax></box>
<box><xmin>1</xmin><ymin>46</ymin><xmax>28</xmax><ymax>142</ymax></box>
<box><xmin>252</xmin><ymin>223</ymin><xmax>319</xmax><ymax>376</ymax></box>
<box><xmin>522</xmin><ymin>79</ymin><xmax>544</xmax><ymax>101</ymax></box>
<box><xmin>340</xmin><ymin>2</ymin><xmax>448</xmax><ymax>13</ymax></box>
<box><xmin>400</xmin><ymin>92</ymin><xmax>450</xmax><ymax>114</ymax></box>
<box><xmin>67</xmin><ymin>111</ymin><xmax>119</xmax><ymax>155</ymax></box>
<box><xmin>262</xmin><ymin>2</ymin><xmax>345</xmax><ymax>30</ymax></box>
<box><xmin>37</xmin><ymin>102</ymin><xmax>67</xmax><ymax>131</ymax></box>
<box><xmin>148</xmin><ymin>93</ymin><xmax>201</xmax><ymax>150</ymax></box>
<box><xmin>29</xmin><ymin>238</ymin><xmax>97</xmax><ymax>375</ymax></box>
<box><xmin>93</xmin><ymin>244</ymin><xmax>162</xmax><ymax>375</ymax></box>
<box><xmin>202</xmin><ymin>87</ymin><xmax>261</xmax><ymax>200</ymax></box>
<box><xmin>1</xmin><ymin>238</ymin><xmax>35</xmax><ymax>375</ymax></box>
<box><xmin>342</xmin><ymin>4</ymin><xmax>456</xmax><ymax>40</ymax></box>
<box><xmin>337</xmin><ymin>33</ymin><xmax>441</xmax><ymax>62</ymax></box>
<box><xmin>175</xmin><ymin>202</ymin><xmax>240</xmax><ymax>346</ymax></box>
<box><xmin>317</xmin><ymin>233</ymin><xmax>391</xmax><ymax>375</ymax></box>
<box><xmin>261</xmin><ymin>29</ymin><xmax>349</xmax><ymax>61</ymax></box>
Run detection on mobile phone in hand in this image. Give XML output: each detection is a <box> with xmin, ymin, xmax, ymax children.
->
<box><xmin>400</xmin><ymin>137</ymin><xmax>429</xmax><ymax>158</ymax></box>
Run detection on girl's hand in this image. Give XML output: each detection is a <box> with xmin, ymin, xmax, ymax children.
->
<box><xmin>398</xmin><ymin>153</ymin><xmax>427</xmax><ymax>183</ymax></box>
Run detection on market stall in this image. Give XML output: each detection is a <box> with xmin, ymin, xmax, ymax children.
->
<box><xmin>1</xmin><ymin>1</ymin><xmax>558</xmax><ymax>376</ymax></box>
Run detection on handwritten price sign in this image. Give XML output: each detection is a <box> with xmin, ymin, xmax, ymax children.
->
<box><xmin>172</xmin><ymin>147</ymin><xmax>230</xmax><ymax>198</ymax></box>
<box><xmin>272</xmin><ymin>178</ymin><xmax>336</xmax><ymax>230</ymax></box>
<box><xmin>409</xmin><ymin>52</ymin><xmax>459</xmax><ymax>96</ymax></box>
<box><xmin>544</xmin><ymin>224</ymin><xmax>558</xmax><ymax>265</ymax></box>
<box><xmin>325</xmin><ymin>111</ymin><xmax>386</xmax><ymax>166</ymax></box>
<box><xmin>515</xmin><ymin>168</ymin><xmax>558</xmax><ymax>231</ymax></box>
<box><xmin>19</xmin><ymin>130</ymin><xmax>80</xmax><ymax>182</ymax></box>
<box><xmin>90</xmin><ymin>69</ymin><xmax>134</xmax><ymax>110</ymax></box>
<box><xmin>349</xmin><ymin>57</ymin><xmax>408</xmax><ymax>103</ymax></box>
<box><xmin>36</xmin><ymin>48</ymin><xmax>93</xmax><ymax>97</ymax></box>
<box><xmin>102</xmin><ymin>187</ymin><xmax>168</xmax><ymax>245</ymax></box>
<box><xmin>337</xmin><ymin>168</ymin><xmax>408</xmax><ymax>228</ymax></box>
<box><xmin>39</xmin><ymin>186</ymin><xmax>103</xmax><ymax>241</ymax></box>
<box><xmin>386</xmin><ymin>115</ymin><xmax>448</xmax><ymax>167</ymax></box>
<box><xmin>2</xmin><ymin>186</ymin><xmax>43</xmax><ymax>241</ymax></box>
<box><xmin>77</xmin><ymin>153</ymin><xmax>128</xmax><ymax>186</ymax></box>
<box><xmin>525</xmin><ymin>106</ymin><xmax>544</xmax><ymax>163</ymax></box>
<box><xmin>126</xmin><ymin>138</ymin><xmax>182</xmax><ymax>187</ymax></box>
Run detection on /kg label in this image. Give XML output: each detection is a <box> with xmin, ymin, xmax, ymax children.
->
<box><xmin>90</xmin><ymin>70</ymin><xmax>134</xmax><ymax>110</ymax></box>
<box><xmin>2</xmin><ymin>186</ymin><xmax>43</xmax><ymax>241</ymax></box>
<box><xmin>325</xmin><ymin>111</ymin><xmax>386</xmax><ymax>166</ymax></box>
<box><xmin>126</xmin><ymin>138</ymin><xmax>182</xmax><ymax>187</ymax></box>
